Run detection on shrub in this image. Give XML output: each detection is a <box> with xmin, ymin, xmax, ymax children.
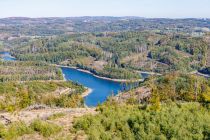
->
<box><xmin>0</xmin><ymin>123</ymin><xmax>6</xmax><ymax>138</ymax></box>
<box><xmin>0</xmin><ymin>122</ymin><xmax>33</xmax><ymax>140</ymax></box>
<box><xmin>30</xmin><ymin>119</ymin><xmax>62</xmax><ymax>137</ymax></box>
<box><xmin>74</xmin><ymin>102</ymin><xmax>210</xmax><ymax>140</ymax></box>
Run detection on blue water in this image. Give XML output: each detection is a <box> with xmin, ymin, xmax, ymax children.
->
<box><xmin>0</xmin><ymin>52</ymin><xmax>16</xmax><ymax>61</ymax></box>
<box><xmin>61</xmin><ymin>67</ymin><xmax>125</xmax><ymax>106</ymax></box>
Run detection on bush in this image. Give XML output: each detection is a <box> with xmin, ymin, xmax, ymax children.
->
<box><xmin>30</xmin><ymin>119</ymin><xmax>62</xmax><ymax>137</ymax></box>
<box><xmin>0</xmin><ymin>123</ymin><xmax>6</xmax><ymax>138</ymax></box>
<box><xmin>74</xmin><ymin>102</ymin><xmax>210</xmax><ymax>140</ymax></box>
<box><xmin>0</xmin><ymin>122</ymin><xmax>33</xmax><ymax>140</ymax></box>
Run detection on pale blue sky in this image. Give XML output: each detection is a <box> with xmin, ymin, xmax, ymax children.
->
<box><xmin>0</xmin><ymin>0</ymin><xmax>209</xmax><ymax>18</ymax></box>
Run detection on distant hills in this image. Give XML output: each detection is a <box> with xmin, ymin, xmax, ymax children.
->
<box><xmin>0</xmin><ymin>17</ymin><xmax>209</xmax><ymax>36</ymax></box>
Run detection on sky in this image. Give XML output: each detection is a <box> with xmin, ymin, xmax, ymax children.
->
<box><xmin>0</xmin><ymin>0</ymin><xmax>209</xmax><ymax>18</ymax></box>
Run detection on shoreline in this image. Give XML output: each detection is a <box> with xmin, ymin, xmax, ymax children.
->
<box><xmin>82</xmin><ymin>87</ymin><xmax>93</xmax><ymax>97</ymax></box>
<box><xmin>61</xmin><ymin>69</ymin><xmax>93</xmax><ymax>98</ymax></box>
<box><xmin>196</xmin><ymin>72</ymin><xmax>210</xmax><ymax>78</ymax></box>
<box><xmin>56</xmin><ymin>65</ymin><xmax>144</xmax><ymax>82</ymax></box>
<box><xmin>138</xmin><ymin>71</ymin><xmax>162</xmax><ymax>76</ymax></box>
<box><xmin>62</xmin><ymin>73</ymin><xmax>67</xmax><ymax>81</ymax></box>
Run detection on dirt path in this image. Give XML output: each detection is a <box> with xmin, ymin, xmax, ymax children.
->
<box><xmin>0</xmin><ymin>107</ymin><xmax>97</xmax><ymax>140</ymax></box>
<box><xmin>0</xmin><ymin>108</ymin><xmax>96</xmax><ymax>125</ymax></box>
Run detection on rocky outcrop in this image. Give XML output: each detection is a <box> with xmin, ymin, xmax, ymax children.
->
<box><xmin>114</xmin><ymin>86</ymin><xmax>151</xmax><ymax>104</ymax></box>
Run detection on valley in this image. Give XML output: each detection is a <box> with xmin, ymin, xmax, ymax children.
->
<box><xmin>0</xmin><ymin>17</ymin><xmax>210</xmax><ymax>140</ymax></box>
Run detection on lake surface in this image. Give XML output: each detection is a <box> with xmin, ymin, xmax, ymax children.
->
<box><xmin>61</xmin><ymin>67</ymin><xmax>125</xmax><ymax>106</ymax></box>
<box><xmin>0</xmin><ymin>52</ymin><xmax>16</xmax><ymax>61</ymax></box>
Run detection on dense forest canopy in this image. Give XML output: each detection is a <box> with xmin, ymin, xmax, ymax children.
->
<box><xmin>1</xmin><ymin>17</ymin><xmax>209</xmax><ymax>78</ymax></box>
<box><xmin>7</xmin><ymin>31</ymin><xmax>210</xmax><ymax>79</ymax></box>
<box><xmin>74</xmin><ymin>102</ymin><xmax>210</xmax><ymax>140</ymax></box>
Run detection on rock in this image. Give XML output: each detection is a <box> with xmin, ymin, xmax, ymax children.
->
<box><xmin>25</xmin><ymin>104</ymin><xmax>51</xmax><ymax>111</ymax></box>
<box><xmin>0</xmin><ymin>115</ymin><xmax>12</xmax><ymax>125</ymax></box>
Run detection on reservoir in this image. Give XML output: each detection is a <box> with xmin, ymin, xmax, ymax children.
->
<box><xmin>61</xmin><ymin>67</ymin><xmax>125</xmax><ymax>106</ymax></box>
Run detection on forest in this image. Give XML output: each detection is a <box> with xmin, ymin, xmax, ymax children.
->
<box><xmin>0</xmin><ymin>81</ymin><xmax>85</xmax><ymax>112</ymax></box>
<box><xmin>73</xmin><ymin>102</ymin><xmax>210</xmax><ymax>140</ymax></box>
<box><xmin>0</xmin><ymin>17</ymin><xmax>210</xmax><ymax>36</ymax></box>
<box><xmin>8</xmin><ymin>31</ymin><xmax>210</xmax><ymax>79</ymax></box>
<box><xmin>0</xmin><ymin>61</ymin><xmax>63</xmax><ymax>82</ymax></box>
<box><xmin>0</xmin><ymin>17</ymin><xmax>210</xmax><ymax>139</ymax></box>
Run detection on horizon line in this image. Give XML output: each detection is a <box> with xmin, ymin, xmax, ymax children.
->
<box><xmin>0</xmin><ymin>16</ymin><xmax>209</xmax><ymax>20</ymax></box>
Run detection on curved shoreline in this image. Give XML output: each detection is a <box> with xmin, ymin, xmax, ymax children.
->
<box><xmin>57</xmin><ymin>65</ymin><xmax>144</xmax><ymax>82</ymax></box>
<box><xmin>82</xmin><ymin>88</ymin><xmax>93</xmax><ymax>97</ymax></box>
<box><xmin>196</xmin><ymin>72</ymin><xmax>210</xmax><ymax>78</ymax></box>
<box><xmin>62</xmin><ymin>71</ymin><xmax>93</xmax><ymax>97</ymax></box>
